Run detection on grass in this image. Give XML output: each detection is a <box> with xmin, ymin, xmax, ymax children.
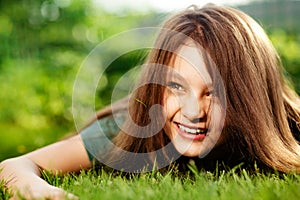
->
<box><xmin>2</xmin><ymin>165</ymin><xmax>300</xmax><ymax>200</ymax></box>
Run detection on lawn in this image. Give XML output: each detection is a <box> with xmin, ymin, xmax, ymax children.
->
<box><xmin>1</xmin><ymin>166</ymin><xmax>300</xmax><ymax>200</ymax></box>
<box><xmin>1</xmin><ymin>1</ymin><xmax>300</xmax><ymax>200</ymax></box>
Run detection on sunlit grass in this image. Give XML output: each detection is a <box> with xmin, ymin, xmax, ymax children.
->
<box><xmin>2</xmin><ymin>166</ymin><xmax>300</xmax><ymax>200</ymax></box>
<box><xmin>44</xmin><ymin>168</ymin><xmax>300</xmax><ymax>200</ymax></box>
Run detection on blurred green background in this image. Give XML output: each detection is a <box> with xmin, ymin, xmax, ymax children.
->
<box><xmin>0</xmin><ymin>0</ymin><xmax>299</xmax><ymax>161</ymax></box>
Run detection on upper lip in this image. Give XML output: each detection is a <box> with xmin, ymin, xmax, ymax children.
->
<box><xmin>175</xmin><ymin>122</ymin><xmax>207</xmax><ymax>130</ymax></box>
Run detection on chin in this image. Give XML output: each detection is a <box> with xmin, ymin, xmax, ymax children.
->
<box><xmin>181</xmin><ymin>150</ymin><xmax>202</xmax><ymax>157</ymax></box>
<box><xmin>172</xmin><ymin>139</ymin><xmax>212</xmax><ymax>158</ymax></box>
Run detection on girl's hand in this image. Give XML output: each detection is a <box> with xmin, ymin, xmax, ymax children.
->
<box><xmin>12</xmin><ymin>184</ymin><xmax>78</xmax><ymax>200</ymax></box>
<box><xmin>0</xmin><ymin>135</ymin><xmax>90</xmax><ymax>200</ymax></box>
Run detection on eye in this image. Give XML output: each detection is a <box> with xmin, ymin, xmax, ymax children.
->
<box><xmin>167</xmin><ymin>81</ymin><xmax>185</xmax><ymax>92</ymax></box>
<box><xmin>206</xmin><ymin>89</ymin><xmax>216</xmax><ymax>97</ymax></box>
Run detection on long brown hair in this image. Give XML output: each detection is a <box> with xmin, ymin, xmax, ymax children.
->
<box><xmin>96</xmin><ymin>4</ymin><xmax>300</xmax><ymax>172</ymax></box>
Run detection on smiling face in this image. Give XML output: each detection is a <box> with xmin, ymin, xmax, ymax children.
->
<box><xmin>163</xmin><ymin>45</ymin><xmax>226</xmax><ymax>157</ymax></box>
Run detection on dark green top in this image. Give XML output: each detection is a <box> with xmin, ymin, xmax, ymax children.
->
<box><xmin>80</xmin><ymin>113</ymin><xmax>125</xmax><ymax>162</ymax></box>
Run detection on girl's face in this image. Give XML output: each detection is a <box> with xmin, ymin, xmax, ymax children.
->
<box><xmin>163</xmin><ymin>45</ymin><xmax>225</xmax><ymax>158</ymax></box>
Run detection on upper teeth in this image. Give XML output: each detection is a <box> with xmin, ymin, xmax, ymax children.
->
<box><xmin>178</xmin><ymin>124</ymin><xmax>205</xmax><ymax>135</ymax></box>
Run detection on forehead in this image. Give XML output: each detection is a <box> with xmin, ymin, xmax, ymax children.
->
<box><xmin>170</xmin><ymin>45</ymin><xmax>212</xmax><ymax>85</ymax></box>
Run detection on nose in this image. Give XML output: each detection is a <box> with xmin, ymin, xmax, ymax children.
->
<box><xmin>181</xmin><ymin>95</ymin><xmax>210</xmax><ymax>123</ymax></box>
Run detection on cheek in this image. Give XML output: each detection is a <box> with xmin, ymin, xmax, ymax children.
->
<box><xmin>209</xmin><ymin>104</ymin><xmax>227</xmax><ymax>145</ymax></box>
<box><xmin>163</xmin><ymin>94</ymin><xmax>181</xmax><ymax>119</ymax></box>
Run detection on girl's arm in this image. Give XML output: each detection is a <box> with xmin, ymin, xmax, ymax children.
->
<box><xmin>0</xmin><ymin>134</ymin><xmax>90</xmax><ymax>199</ymax></box>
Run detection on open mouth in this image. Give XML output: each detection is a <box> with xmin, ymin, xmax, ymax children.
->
<box><xmin>176</xmin><ymin>123</ymin><xmax>208</xmax><ymax>140</ymax></box>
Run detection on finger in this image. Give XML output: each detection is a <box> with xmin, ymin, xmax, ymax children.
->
<box><xmin>48</xmin><ymin>187</ymin><xmax>78</xmax><ymax>200</ymax></box>
<box><xmin>65</xmin><ymin>192</ymin><xmax>79</xmax><ymax>200</ymax></box>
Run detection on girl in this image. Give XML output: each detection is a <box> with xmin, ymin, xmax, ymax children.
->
<box><xmin>1</xmin><ymin>3</ymin><xmax>300</xmax><ymax>199</ymax></box>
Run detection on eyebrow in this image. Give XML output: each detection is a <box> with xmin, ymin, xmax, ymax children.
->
<box><xmin>165</xmin><ymin>69</ymin><xmax>187</xmax><ymax>83</ymax></box>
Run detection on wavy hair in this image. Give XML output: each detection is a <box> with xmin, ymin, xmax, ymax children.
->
<box><xmin>97</xmin><ymin>4</ymin><xmax>300</xmax><ymax>172</ymax></box>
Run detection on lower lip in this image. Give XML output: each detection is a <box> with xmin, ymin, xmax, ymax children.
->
<box><xmin>176</xmin><ymin>124</ymin><xmax>206</xmax><ymax>141</ymax></box>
